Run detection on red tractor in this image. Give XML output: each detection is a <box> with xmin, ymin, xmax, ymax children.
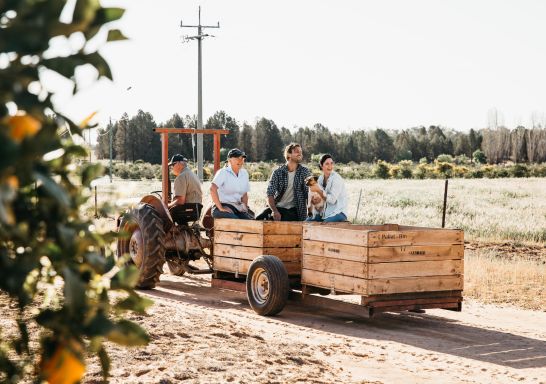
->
<box><xmin>116</xmin><ymin>128</ymin><xmax>228</xmax><ymax>289</ymax></box>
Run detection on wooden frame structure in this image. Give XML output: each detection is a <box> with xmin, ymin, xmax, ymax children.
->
<box><xmin>153</xmin><ymin>127</ymin><xmax>229</xmax><ymax>205</ymax></box>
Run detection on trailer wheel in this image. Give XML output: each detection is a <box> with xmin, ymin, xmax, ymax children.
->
<box><xmin>117</xmin><ymin>203</ymin><xmax>166</xmax><ymax>289</ymax></box>
<box><xmin>246</xmin><ymin>255</ymin><xmax>289</xmax><ymax>316</ymax></box>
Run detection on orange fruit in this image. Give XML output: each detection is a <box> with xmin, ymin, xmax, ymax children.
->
<box><xmin>7</xmin><ymin>114</ymin><xmax>41</xmax><ymax>142</ymax></box>
<box><xmin>40</xmin><ymin>341</ymin><xmax>86</xmax><ymax>384</ymax></box>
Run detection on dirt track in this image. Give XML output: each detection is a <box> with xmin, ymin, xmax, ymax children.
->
<box><xmin>83</xmin><ymin>273</ymin><xmax>546</xmax><ymax>384</ymax></box>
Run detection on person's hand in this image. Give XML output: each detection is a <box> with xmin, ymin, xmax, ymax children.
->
<box><xmin>218</xmin><ymin>205</ymin><xmax>231</xmax><ymax>213</ymax></box>
<box><xmin>309</xmin><ymin>184</ymin><xmax>321</xmax><ymax>193</ymax></box>
<box><xmin>240</xmin><ymin>202</ymin><xmax>248</xmax><ymax>212</ymax></box>
<box><xmin>272</xmin><ymin>210</ymin><xmax>281</xmax><ymax>221</ymax></box>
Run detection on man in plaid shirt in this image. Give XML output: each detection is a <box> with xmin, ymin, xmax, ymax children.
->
<box><xmin>257</xmin><ymin>143</ymin><xmax>311</xmax><ymax>221</ymax></box>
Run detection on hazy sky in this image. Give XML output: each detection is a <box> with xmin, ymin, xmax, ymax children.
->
<box><xmin>48</xmin><ymin>0</ymin><xmax>546</xmax><ymax>134</ymax></box>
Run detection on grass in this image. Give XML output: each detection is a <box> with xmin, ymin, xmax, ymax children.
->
<box><xmin>88</xmin><ymin>177</ymin><xmax>546</xmax><ymax>310</ymax></box>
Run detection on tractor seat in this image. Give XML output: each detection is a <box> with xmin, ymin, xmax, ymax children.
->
<box><xmin>169</xmin><ymin>203</ymin><xmax>203</xmax><ymax>226</ymax></box>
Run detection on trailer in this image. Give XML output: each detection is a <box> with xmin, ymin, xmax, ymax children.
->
<box><xmin>211</xmin><ymin>219</ymin><xmax>464</xmax><ymax>317</ymax></box>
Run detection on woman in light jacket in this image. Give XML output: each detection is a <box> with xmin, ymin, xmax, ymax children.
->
<box><xmin>306</xmin><ymin>154</ymin><xmax>348</xmax><ymax>222</ymax></box>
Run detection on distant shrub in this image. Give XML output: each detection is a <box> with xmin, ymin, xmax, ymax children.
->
<box><xmin>473</xmin><ymin>149</ymin><xmax>487</xmax><ymax>164</ymax></box>
<box><xmin>530</xmin><ymin>164</ymin><xmax>546</xmax><ymax>177</ymax></box>
<box><xmin>389</xmin><ymin>165</ymin><xmax>401</xmax><ymax>179</ymax></box>
<box><xmin>373</xmin><ymin>160</ymin><xmax>390</xmax><ymax>179</ymax></box>
<box><xmin>452</xmin><ymin>166</ymin><xmax>469</xmax><ymax>178</ymax></box>
<box><xmin>508</xmin><ymin>164</ymin><xmax>529</xmax><ymax>178</ymax></box>
<box><xmin>250</xmin><ymin>171</ymin><xmax>266</xmax><ymax>181</ymax></box>
<box><xmin>398</xmin><ymin>160</ymin><xmax>413</xmax><ymax>178</ymax></box>
<box><xmin>466</xmin><ymin>168</ymin><xmax>484</xmax><ymax>179</ymax></box>
<box><xmin>434</xmin><ymin>161</ymin><xmax>453</xmax><ymax>178</ymax></box>
<box><xmin>419</xmin><ymin>157</ymin><xmax>428</xmax><ymax>164</ymax></box>
<box><xmin>454</xmin><ymin>154</ymin><xmax>471</xmax><ymax>165</ymax></box>
<box><xmin>436</xmin><ymin>154</ymin><xmax>454</xmax><ymax>163</ymax></box>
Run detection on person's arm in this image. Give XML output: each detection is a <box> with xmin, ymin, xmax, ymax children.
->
<box><xmin>210</xmin><ymin>183</ymin><xmax>229</xmax><ymax>212</ymax></box>
<box><xmin>168</xmin><ymin>195</ymin><xmax>186</xmax><ymax>209</ymax></box>
<box><xmin>267</xmin><ymin>195</ymin><xmax>281</xmax><ymax>221</ymax></box>
<box><xmin>241</xmin><ymin>192</ymin><xmax>249</xmax><ymax>211</ymax></box>
<box><xmin>266</xmin><ymin>169</ymin><xmax>281</xmax><ymax>221</ymax></box>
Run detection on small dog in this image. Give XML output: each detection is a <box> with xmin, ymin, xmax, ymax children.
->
<box><xmin>305</xmin><ymin>176</ymin><xmax>325</xmax><ymax>216</ymax></box>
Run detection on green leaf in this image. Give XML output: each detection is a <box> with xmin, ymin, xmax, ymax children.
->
<box><xmin>84</xmin><ymin>311</ymin><xmax>113</xmax><ymax>337</ymax></box>
<box><xmin>107</xmin><ymin>320</ymin><xmax>149</xmax><ymax>346</ymax></box>
<box><xmin>114</xmin><ymin>293</ymin><xmax>153</xmax><ymax>314</ymax></box>
<box><xmin>63</xmin><ymin>267</ymin><xmax>87</xmax><ymax>316</ymax></box>
<box><xmin>107</xmin><ymin>29</ymin><xmax>128</xmax><ymax>42</ymax></box>
<box><xmin>99</xmin><ymin>7</ymin><xmax>125</xmax><ymax>24</ymax></box>
<box><xmin>81</xmin><ymin>163</ymin><xmax>104</xmax><ymax>187</ymax></box>
<box><xmin>33</xmin><ymin>171</ymin><xmax>71</xmax><ymax>208</ymax></box>
<box><xmin>85</xmin><ymin>52</ymin><xmax>112</xmax><ymax>80</ymax></box>
<box><xmin>110</xmin><ymin>265</ymin><xmax>139</xmax><ymax>290</ymax></box>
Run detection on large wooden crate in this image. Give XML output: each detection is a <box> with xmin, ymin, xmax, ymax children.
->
<box><xmin>301</xmin><ymin>224</ymin><xmax>464</xmax><ymax>296</ymax></box>
<box><xmin>213</xmin><ymin>219</ymin><xmax>303</xmax><ymax>277</ymax></box>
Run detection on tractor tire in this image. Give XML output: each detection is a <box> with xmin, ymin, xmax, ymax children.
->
<box><xmin>117</xmin><ymin>203</ymin><xmax>166</xmax><ymax>289</ymax></box>
<box><xmin>246</xmin><ymin>255</ymin><xmax>289</xmax><ymax>316</ymax></box>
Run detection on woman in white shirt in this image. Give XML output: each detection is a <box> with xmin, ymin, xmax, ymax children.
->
<box><xmin>210</xmin><ymin>148</ymin><xmax>253</xmax><ymax>220</ymax></box>
<box><xmin>306</xmin><ymin>154</ymin><xmax>348</xmax><ymax>222</ymax></box>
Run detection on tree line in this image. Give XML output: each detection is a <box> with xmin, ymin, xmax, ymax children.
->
<box><xmin>95</xmin><ymin>110</ymin><xmax>546</xmax><ymax>164</ymax></box>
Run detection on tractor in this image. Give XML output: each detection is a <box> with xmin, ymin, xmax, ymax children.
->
<box><xmin>116</xmin><ymin>128</ymin><xmax>228</xmax><ymax>289</ymax></box>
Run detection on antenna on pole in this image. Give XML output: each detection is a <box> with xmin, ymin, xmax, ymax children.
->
<box><xmin>181</xmin><ymin>6</ymin><xmax>220</xmax><ymax>182</ymax></box>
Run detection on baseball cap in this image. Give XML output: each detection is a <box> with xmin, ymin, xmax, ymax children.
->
<box><xmin>227</xmin><ymin>148</ymin><xmax>247</xmax><ymax>159</ymax></box>
<box><xmin>168</xmin><ymin>154</ymin><xmax>188</xmax><ymax>166</ymax></box>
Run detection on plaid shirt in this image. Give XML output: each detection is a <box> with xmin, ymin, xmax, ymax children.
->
<box><xmin>266</xmin><ymin>164</ymin><xmax>311</xmax><ymax>221</ymax></box>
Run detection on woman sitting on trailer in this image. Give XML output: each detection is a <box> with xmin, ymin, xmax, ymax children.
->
<box><xmin>306</xmin><ymin>154</ymin><xmax>348</xmax><ymax>222</ymax></box>
<box><xmin>210</xmin><ymin>148</ymin><xmax>254</xmax><ymax>220</ymax></box>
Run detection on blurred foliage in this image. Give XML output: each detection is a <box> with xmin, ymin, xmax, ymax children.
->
<box><xmin>0</xmin><ymin>1</ymin><xmax>150</xmax><ymax>383</ymax></box>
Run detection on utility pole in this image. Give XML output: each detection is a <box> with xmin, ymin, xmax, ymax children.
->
<box><xmin>109</xmin><ymin>117</ymin><xmax>113</xmax><ymax>183</ymax></box>
<box><xmin>181</xmin><ymin>6</ymin><xmax>220</xmax><ymax>181</ymax></box>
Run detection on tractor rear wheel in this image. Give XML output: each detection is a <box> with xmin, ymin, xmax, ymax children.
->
<box><xmin>118</xmin><ymin>203</ymin><xmax>166</xmax><ymax>289</ymax></box>
<box><xmin>246</xmin><ymin>255</ymin><xmax>289</xmax><ymax>316</ymax></box>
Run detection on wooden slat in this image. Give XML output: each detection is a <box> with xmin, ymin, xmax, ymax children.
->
<box><xmin>372</xmin><ymin>302</ymin><xmax>460</xmax><ymax>313</ymax></box>
<box><xmin>210</xmin><ymin>278</ymin><xmax>246</xmax><ymax>292</ymax></box>
<box><xmin>369</xmin><ymin>244</ymin><xmax>463</xmax><ymax>263</ymax></box>
<box><xmin>214</xmin><ymin>244</ymin><xmax>301</xmax><ymax>262</ymax></box>
<box><xmin>214</xmin><ymin>232</ymin><xmax>301</xmax><ymax>248</ymax></box>
<box><xmin>302</xmin><ymin>254</ymin><xmax>367</xmax><ymax>279</ymax></box>
<box><xmin>367</xmin><ymin>296</ymin><xmax>462</xmax><ymax>308</ymax></box>
<box><xmin>214</xmin><ymin>256</ymin><xmax>301</xmax><ymax>276</ymax></box>
<box><xmin>367</xmin><ymin>230</ymin><xmax>464</xmax><ymax>247</ymax></box>
<box><xmin>302</xmin><ymin>240</ymin><xmax>367</xmax><ymax>262</ymax></box>
<box><xmin>263</xmin><ymin>222</ymin><xmax>302</xmax><ymax>235</ymax></box>
<box><xmin>360</xmin><ymin>290</ymin><xmax>463</xmax><ymax>304</ymax></box>
<box><xmin>367</xmin><ymin>275</ymin><xmax>463</xmax><ymax>295</ymax></box>
<box><xmin>214</xmin><ymin>219</ymin><xmax>264</xmax><ymax>234</ymax></box>
<box><xmin>303</xmin><ymin>226</ymin><xmax>369</xmax><ymax>246</ymax></box>
<box><xmin>368</xmin><ymin>260</ymin><xmax>463</xmax><ymax>279</ymax></box>
<box><xmin>301</xmin><ymin>269</ymin><xmax>368</xmax><ymax>295</ymax></box>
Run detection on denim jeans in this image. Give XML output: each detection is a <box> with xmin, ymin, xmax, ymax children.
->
<box><xmin>305</xmin><ymin>212</ymin><xmax>347</xmax><ymax>223</ymax></box>
<box><xmin>212</xmin><ymin>204</ymin><xmax>254</xmax><ymax>220</ymax></box>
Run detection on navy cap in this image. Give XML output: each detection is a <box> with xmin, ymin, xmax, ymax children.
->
<box><xmin>227</xmin><ymin>148</ymin><xmax>247</xmax><ymax>159</ymax></box>
<box><xmin>168</xmin><ymin>154</ymin><xmax>188</xmax><ymax>166</ymax></box>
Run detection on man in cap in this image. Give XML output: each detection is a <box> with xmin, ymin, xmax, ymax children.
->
<box><xmin>168</xmin><ymin>154</ymin><xmax>203</xmax><ymax>219</ymax></box>
<box><xmin>256</xmin><ymin>142</ymin><xmax>311</xmax><ymax>221</ymax></box>
<box><xmin>210</xmin><ymin>148</ymin><xmax>253</xmax><ymax>219</ymax></box>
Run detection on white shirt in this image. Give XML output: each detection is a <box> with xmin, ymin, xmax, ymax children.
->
<box><xmin>212</xmin><ymin>165</ymin><xmax>250</xmax><ymax>210</ymax></box>
<box><xmin>276</xmin><ymin>170</ymin><xmax>295</xmax><ymax>209</ymax></box>
<box><xmin>318</xmin><ymin>171</ymin><xmax>348</xmax><ymax>219</ymax></box>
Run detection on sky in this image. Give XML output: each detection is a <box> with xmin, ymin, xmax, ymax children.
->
<box><xmin>46</xmin><ymin>0</ymin><xmax>546</xmax><ymax>138</ymax></box>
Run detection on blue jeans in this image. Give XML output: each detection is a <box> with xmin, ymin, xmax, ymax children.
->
<box><xmin>305</xmin><ymin>212</ymin><xmax>347</xmax><ymax>222</ymax></box>
<box><xmin>212</xmin><ymin>204</ymin><xmax>254</xmax><ymax>220</ymax></box>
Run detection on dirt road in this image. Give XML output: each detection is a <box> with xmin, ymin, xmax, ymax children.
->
<box><xmin>83</xmin><ymin>273</ymin><xmax>546</xmax><ymax>384</ymax></box>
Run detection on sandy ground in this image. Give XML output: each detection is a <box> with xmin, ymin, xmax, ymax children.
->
<box><xmin>81</xmin><ymin>273</ymin><xmax>546</xmax><ymax>384</ymax></box>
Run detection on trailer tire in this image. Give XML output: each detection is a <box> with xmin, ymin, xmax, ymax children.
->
<box><xmin>246</xmin><ymin>255</ymin><xmax>289</xmax><ymax>316</ymax></box>
<box><xmin>117</xmin><ymin>203</ymin><xmax>166</xmax><ymax>289</ymax></box>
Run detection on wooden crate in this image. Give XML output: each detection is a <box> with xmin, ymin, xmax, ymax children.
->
<box><xmin>301</xmin><ymin>223</ymin><xmax>464</xmax><ymax>296</ymax></box>
<box><xmin>213</xmin><ymin>219</ymin><xmax>303</xmax><ymax>277</ymax></box>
